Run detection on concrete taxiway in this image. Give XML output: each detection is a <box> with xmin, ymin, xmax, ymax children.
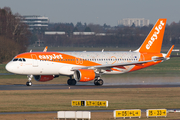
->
<box><xmin>1</xmin><ymin>83</ymin><xmax>180</xmax><ymax>90</ymax></box>
<box><xmin>0</xmin><ymin>109</ymin><xmax>180</xmax><ymax>115</ymax></box>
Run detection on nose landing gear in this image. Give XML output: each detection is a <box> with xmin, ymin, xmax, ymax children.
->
<box><xmin>26</xmin><ymin>81</ymin><xmax>32</xmax><ymax>86</ymax></box>
<box><xmin>26</xmin><ymin>75</ymin><xmax>32</xmax><ymax>86</ymax></box>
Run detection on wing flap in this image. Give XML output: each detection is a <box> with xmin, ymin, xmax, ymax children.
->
<box><xmin>72</xmin><ymin>60</ymin><xmax>155</xmax><ymax>71</ymax></box>
<box><xmin>91</xmin><ymin>60</ymin><xmax>153</xmax><ymax>70</ymax></box>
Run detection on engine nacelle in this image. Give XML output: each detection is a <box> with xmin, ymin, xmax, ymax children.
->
<box><xmin>74</xmin><ymin>69</ymin><xmax>96</xmax><ymax>82</ymax></box>
<box><xmin>33</xmin><ymin>75</ymin><xmax>54</xmax><ymax>82</ymax></box>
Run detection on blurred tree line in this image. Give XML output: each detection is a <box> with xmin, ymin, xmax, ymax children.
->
<box><xmin>1</xmin><ymin>7</ymin><xmax>180</xmax><ymax>63</ymax></box>
<box><xmin>0</xmin><ymin>7</ymin><xmax>31</xmax><ymax>63</ymax></box>
<box><xmin>34</xmin><ymin>21</ymin><xmax>180</xmax><ymax>48</ymax></box>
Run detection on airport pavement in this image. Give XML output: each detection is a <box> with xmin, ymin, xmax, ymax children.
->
<box><xmin>1</xmin><ymin>109</ymin><xmax>180</xmax><ymax>115</ymax></box>
<box><xmin>1</xmin><ymin>83</ymin><xmax>180</xmax><ymax>90</ymax></box>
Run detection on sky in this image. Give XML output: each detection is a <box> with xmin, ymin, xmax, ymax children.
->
<box><xmin>1</xmin><ymin>0</ymin><xmax>180</xmax><ymax>26</ymax></box>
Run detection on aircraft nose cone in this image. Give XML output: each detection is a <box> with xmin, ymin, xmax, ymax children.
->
<box><xmin>5</xmin><ymin>62</ymin><xmax>14</xmax><ymax>73</ymax></box>
<box><xmin>5</xmin><ymin>63</ymin><xmax>11</xmax><ymax>72</ymax></box>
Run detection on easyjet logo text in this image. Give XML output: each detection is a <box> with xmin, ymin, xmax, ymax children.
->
<box><xmin>146</xmin><ymin>20</ymin><xmax>165</xmax><ymax>50</ymax></box>
<box><xmin>39</xmin><ymin>54</ymin><xmax>63</xmax><ymax>60</ymax></box>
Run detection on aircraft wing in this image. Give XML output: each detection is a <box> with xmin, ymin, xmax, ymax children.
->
<box><xmin>88</xmin><ymin>60</ymin><xmax>154</xmax><ymax>70</ymax></box>
<box><xmin>72</xmin><ymin>59</ymin><xmax>158</xmax><ymax>71</ymax></box>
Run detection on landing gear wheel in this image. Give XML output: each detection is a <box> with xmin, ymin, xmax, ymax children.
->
<box><xmin>97</xmin><ymin>79</ymin><xmax>103</xmax><ymax>86</ymax></box>
<box><xmin>94</xmin><ymin>79</ymin><xmax>103</xmax><ymax>86</ymax></box>
<box><xmin>26</xmin><ymin>81</ymin><xmax>32</xmax><ymax>86</ymax></box>
<box><xmin>94</xmin><ymin>79</ymin><xmax>98</xmax><ymax>85</ymax></box>
<box><xmin>67</xmin><ymin>79</ymin><xmax>77</xmax><ymax>85</ymax></box>
<box><xmin>26</xmin><ymin>75</ymin><xmax>33</xmax><ymax>86</ymax></box>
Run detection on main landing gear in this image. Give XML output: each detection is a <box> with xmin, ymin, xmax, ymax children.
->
<box><xmin>67</xmin><ymin>76</ymin><xmax>77</xmax><ymax>85</ymax></box>
<box><xmin>26</xmin><ymin>75</ymin><xmax>32</xmax><ymax>86</ymax></box>
<box><xmin>67</xmin><ymin>77</ymin><xmax>103</xmax><ymax>86</ymax></box>
<box><xmin>94</xmin><ymin>79</ymin><xmax>103</xmax><ymax>86</ymax></box>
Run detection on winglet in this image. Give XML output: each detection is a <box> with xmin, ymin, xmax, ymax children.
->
<box><xmin>166</xmin><ymin>45</ymin><xmax>174</xmax><ymax>58</ymax></box>
<box><xmin>43</xmin><ymin>46</ymin><xmax>48</xmax><ymax>52</ymax></box>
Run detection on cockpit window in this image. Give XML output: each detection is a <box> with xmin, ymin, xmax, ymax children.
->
<box><xmin>19</xmin><ymin>59</ymin><xmax>22</xmax><ymax>61</ymax></box>
<box><xmin>13</xmin><ymin>58</ymin><xmax>18</xmax><ymax>61</ymax></box>
<box><xmin>12</xmin><ymin>58</ymin><xmax>26</xmax><ymax>62</ymax></box>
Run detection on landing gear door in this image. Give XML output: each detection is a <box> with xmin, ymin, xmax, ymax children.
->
<box><xmin>31</xmin><ymin>54</ymin><xmax>38</xmax><ymax>67</ymax></box>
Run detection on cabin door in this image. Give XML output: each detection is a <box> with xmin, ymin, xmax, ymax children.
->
<box><xmin>31</xmin><ymin>54</ymin><xmax>38</xmax><ymax>67</ymax></box>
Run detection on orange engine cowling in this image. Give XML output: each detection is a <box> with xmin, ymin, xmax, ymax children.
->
<box><xmin>74</xmin><ymin>69</ymin><xmax>96</xmax><ymax>82</ymax></box>
<box><xmin>33</xmin><ymin>75</ymin><xmax>54</xmax><ymax>82</ymax></box>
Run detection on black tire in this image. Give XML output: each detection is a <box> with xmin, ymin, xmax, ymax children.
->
<box><xmin>97</xmin><ymin>79</ymin><xmax>103</xmax><ymax>86</ymax></box>
<box><xmin>67</xmin><ymin>79</ymin><xmax>77</xmax><ymax>85</ymax></box>
<box><xmin>26</xmin><ymin>82</ymin><xmax>32</xmax><ymax>86</ymax></box>
<box><xmin>71</xmin><ymin>79</ymin><xmax>77</xmax><ymax>85</ymax></box>
<box><xmin>94</xmin><ymin>79</ymin><xmax>99</xmax><ymax>85</ymax></box>
<box><xmin>67</xmin><ymin>79</ymin><xmax>71</xmax><ymax>85</ymax></box>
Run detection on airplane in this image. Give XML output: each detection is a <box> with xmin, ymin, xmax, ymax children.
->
<box><xmin>5</xmin><ymin>18</ymin><xmax>174</xmax><ymax>86</ymax></box>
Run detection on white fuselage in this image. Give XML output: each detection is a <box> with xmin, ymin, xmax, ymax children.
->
<box><xmin>6</xmin><ymin>51</ymin><xmax>141</xmax><ymax>76</ymax></box>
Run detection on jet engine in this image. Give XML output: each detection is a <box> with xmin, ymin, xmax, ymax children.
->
<box><xmin>33</xmin><ymin>75</ymin><xmax>57</xmax><ymax>82</ymax></box>
<box><xmin>74</xmin><ymin>69</ymin><xmax>97</xmax><ymax>82</ymax></box>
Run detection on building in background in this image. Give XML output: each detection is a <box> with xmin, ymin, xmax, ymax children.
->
<box><xmin>20</xmin><ymin>15</ymin><xmax>49</xmax><ymax>30</ymax></box>
<box><xmin>118</xmin><ymin>18</ymin><xmax>149</xmax><ymax>27</ymax></box>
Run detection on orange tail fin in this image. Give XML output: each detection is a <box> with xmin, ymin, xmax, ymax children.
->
<box><xmin>136</xmin><ymin>19</ymin><xmax>167</xmax><ymax>53</ymax></box>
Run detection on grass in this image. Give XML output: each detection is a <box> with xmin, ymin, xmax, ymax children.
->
<box><xmin>1</xmin><ymin>88</ymin><xmax>180</xmax><ymax>112</ymax></box>
<box><xmin>1</xmin><ymin>88</ymin><xmax>180</xmax><ymax>119</ymax></box>
<box><xmin>0</xmin><ymin>64</ymin><xmax>8</xmax><ymax>73</ymax></box>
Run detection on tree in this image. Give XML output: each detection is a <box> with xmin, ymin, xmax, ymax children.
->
<box><xmin>73</xmin><ymin>27</ymin><xmax>78</xmax><ymax>32</ymax></box>
<box><xmin>0</xmin><ymin>36</ymin><xmax>21</xmax><ymax>63</ymax></box>
<box><xmin>84</xmin><ymin>27</ymin><xmax>91</xmax><ymax>32</ymax></box>
<box><xmin>0</xmin><ymin>7</ymin><xmax>31</xmax><ymax>63</ymax></box>
<box><xmin>29</xmin><ymin>33</ymin><xmax>38</xmax><ymax>45</ymax></box>
<box><xmin>131</xmin><ymin>23</ymin><xmax>136</xmax><ymax>27</ymax></box>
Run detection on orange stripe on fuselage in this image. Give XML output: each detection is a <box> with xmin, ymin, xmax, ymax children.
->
<box><xmin>15</xmin><ymin>52</ymin><xmax>101</xmax><ymax>67</ymax></box>
<box><xmin>130</xmin><ymin>53</ymin><xmax>163</xmax><ymax>72</ymax></box>
<box><xmin>15</xmin><ymin>52</ymin><xmax>163</xmax><ymax>73</ymax></box>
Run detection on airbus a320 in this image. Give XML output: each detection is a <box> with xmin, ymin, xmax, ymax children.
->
<box><xmin>5</xmin><ymin>19</ymin><xmax>174</xmax><ymax>86</ymax></box>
